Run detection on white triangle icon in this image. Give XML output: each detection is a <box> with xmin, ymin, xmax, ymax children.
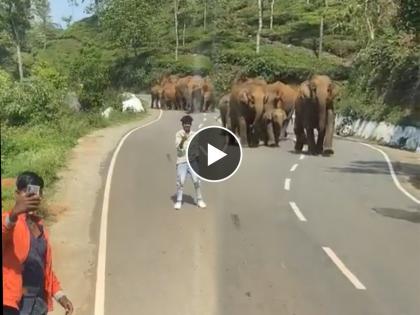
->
<box><xmin>207</xmin><ymin>143</ymin><xmax>227</xmax><ymax>166</ymax></box>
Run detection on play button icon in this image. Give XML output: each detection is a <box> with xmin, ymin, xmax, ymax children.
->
<box><xmin>207</xmin><ymin>143</ymin><xmax>227</xmax><ymax>166</ymax></box>
<box><xmin>186</xmin><ymin>126</ymin><xmax>242</xmax><ymax>182</ymax></box>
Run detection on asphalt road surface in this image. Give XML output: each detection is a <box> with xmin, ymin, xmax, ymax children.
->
<box><xmin>102</xmin><ymin>110</ymin><xmax>419</xmax><ymax>315</ymax></box>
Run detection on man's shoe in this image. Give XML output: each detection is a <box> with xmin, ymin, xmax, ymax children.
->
<box><xmin>197</xmin><ymin>200</ymin><xmax>207</xmax><ymax>208</ymax></box>
<box><xmin>174</xmin><ymin>201</ymin><xmax>182</xmax><ymax>210</ymax></box>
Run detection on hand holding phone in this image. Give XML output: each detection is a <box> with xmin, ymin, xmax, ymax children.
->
<box><xmin>10</xmin><ymin>186</ymin><xmax>41</xmax><ymax>222</ymax></box>
<box><xmin>27</xmin><ymin>184</ymin><xmax>40</xmax><ymax>196</ymax></box>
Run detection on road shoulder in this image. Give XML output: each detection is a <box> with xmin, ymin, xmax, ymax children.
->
<box><xmin>47</xmin><ymin>109</ymin><xmax>161</xmax><ymax>315</ymax></box>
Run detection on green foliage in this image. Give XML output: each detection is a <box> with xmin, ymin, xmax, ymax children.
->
<box><xmin>31</xmin><ymin>61</ymin><xmax>68</xmax><ymax>90</ymax></box>
<box><xmin>0</xmin><ymin>77</ymin><xmax>66</xmax><ymax>126</ymax></box>
<box><xmin>71</xmin><ymin>47</ymin><xmax>111</xmax><ymax>111</ymax></box>
<box><xmin>397</xmin><ymin>0</ymin><xmax>420</xmax><ymax>32</ymax></box>
<box><xmin>99</xmin><ymin>0</ymin><xmax>156</xmax><ymax>53</ymax></box>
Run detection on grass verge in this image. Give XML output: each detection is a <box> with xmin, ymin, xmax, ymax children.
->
<box><xmin>1</xmin><ymin>110</ymin><xmax>149</xmax><ymax>212</ymax></box>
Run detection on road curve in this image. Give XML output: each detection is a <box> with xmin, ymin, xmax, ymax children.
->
<box><xmin>100</xmin><ymin>110</ymin><xmax>420</xmax><ymax>315</ymax></box>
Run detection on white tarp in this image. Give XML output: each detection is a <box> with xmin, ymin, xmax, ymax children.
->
<box><xmin>122</xmin><ymin>93</ymin><xmax>145</xmax><ymax>112</ymax></box>
<box><xmin>101</xmin><ymin>107</ymin><xmax>113</xmax><ymax>119</ymax></box>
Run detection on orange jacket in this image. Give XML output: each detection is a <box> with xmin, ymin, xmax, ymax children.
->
<box><xmin>2</xmin><ymin>211</ymin><xmax>62</xmax><ymax>311</ymax></box>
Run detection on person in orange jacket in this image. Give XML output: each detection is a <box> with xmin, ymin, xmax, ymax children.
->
<box><xmin>2</xmin><ymin>171</ymin><xmax>74</xmax><ymax>315</ymax></box>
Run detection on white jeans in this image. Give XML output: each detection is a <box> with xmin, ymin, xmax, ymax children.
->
<box><xmin>176</xmin><ymin>162</ymin><xmax>203</xmax><ymax>202</ymax></box>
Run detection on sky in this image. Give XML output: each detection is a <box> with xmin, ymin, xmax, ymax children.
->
<box><xmin>50</xmin><ymin>0</ymin><xmax>91</xmax><ymax>28</ymax></box>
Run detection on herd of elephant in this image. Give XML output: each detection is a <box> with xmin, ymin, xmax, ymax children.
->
<box><xmin>151</xmin><ymin>73</ymin><xmax>338</xmax><ymax>155</ymax></box>
<box><xmin>150</xmin><ymin>74</ymin><xmax>215</xmax><ymax>113</ymax></box>
<box><xmin>219</xmin><ymin>74</ymin><xmax>339</xmax><ymax>155</ymax></box>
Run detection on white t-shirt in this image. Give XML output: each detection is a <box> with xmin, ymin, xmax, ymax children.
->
<box><xmin>175</xmin><ymin>129</ymin><xmax>195</xmax><ymax>164</ymax></box>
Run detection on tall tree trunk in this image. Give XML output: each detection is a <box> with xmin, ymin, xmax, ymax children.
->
<box><xmin>364</xmin><ymin>0</ymin><xmax>375</xmax><ymax>40</ymax></box>
<box><xmin>270</xmin><ymin>0</ymin><xmax>275</xmax><ymax>30</ymax></box>
<box><xmin>16</xmin><ymin>43</ymin><xmax>23</xmax><ymax>81</ymax></box>
<box><xmin>307</xmin><ymin>0</ymin><xmax>310</xmax><ymax>4</ymax></box>
<box><xmin>256</xmin><ymin>0</ymin><xmax>262</xmax><ymax>54</ymax></box>
<box><xmin>204</xmin><ymin>0</ymin><xmax>207</xmax><ymax>31</ymax></box>
<box><xmin>174</xmin><ymin>0</ymin><xmax>179</xmax><ymax>61</ymax></box>
<box><xmin>318</xmin><ymin>16</ymin><xmax>324</xmax><ymax>58</ymax></box>
<box><xmin>182</xmin><ymin>22</ymin><xmax>186</xmax><ymax>46</ymax></box>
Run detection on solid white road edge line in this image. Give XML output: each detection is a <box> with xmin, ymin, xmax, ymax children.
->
<box><xmin>289</xmin><ymin>202</ymin><xmax>307</xmax><ymax>222</ymax></box>
<box><xmin>322</xmin><ymin>247</ymin><xmax>367</xmax><ymax>290</ymax></box>
<box><xmin>284</xmin><ymin>178</ymin><xmax>291</xmax><ymax>191</ymax></box>
<box><xmin>290</xmin><ymin>164</ymin><xmax>299</xmax><ymax>172</ymax></box>
<box><xmin>94</xmin><ymin>109</ymin><xmax>163</xmax><ymax>315</ymax></box>
<box><xmin>361</xmin><ymin>143</ymin><xmax>420</xmax><ymax>205</ymax></box>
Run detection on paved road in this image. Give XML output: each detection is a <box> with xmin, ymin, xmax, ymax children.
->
<box><xmin>103</xmin><ymin>110</ymin><xmax>420</xmax><ymax>315</ymax></box>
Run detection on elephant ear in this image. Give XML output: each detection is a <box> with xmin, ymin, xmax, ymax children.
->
<box><xmin>329</xmin><ymin>83</ymin><xmax>339</xmax><ymax>100</ymax></box>
<box><xmin>309</xmin><ymin>81</ymin><xmax>317</xmax><ymax>98</ymax></box>
<box><xmin>239</xmin><ymin>89</ymin><xmax>250</xmax><ymax>104</ymax></box>
<box><xmin>299</xmin><ymin>81</ymin><xmax>312</xmax><ymax>99</ymax></box>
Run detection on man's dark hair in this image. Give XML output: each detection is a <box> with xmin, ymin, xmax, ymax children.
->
<box><xmin>16</xmin><ymin>171</ymin><xmax>44</xmax><ymax>191</ymax></box>
<box><xmin>181</xmin><ymin>115</ymin><xmax>193</xmax><ymax>124</ymax></box>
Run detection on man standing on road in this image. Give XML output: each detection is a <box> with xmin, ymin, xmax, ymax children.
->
<box><xmin>174</xmin><ymin>115</ymin><xmax>207</xmax><ymax>210</ymax></box>
<box><xmin>2</xmin><ymin>171</ymin><xmax>74</xmax><ymax>315</ymax></box>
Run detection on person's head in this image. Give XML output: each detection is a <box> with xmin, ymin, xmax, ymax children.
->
<box><xmin>16</xmin><ymin>171</ymin><xmax>44</xmax><ymax>197</ymax></box>
<box><xmin>181</xmin><ymin>115</ymin><xmax>193</xmax><ymax>133</ymax></box>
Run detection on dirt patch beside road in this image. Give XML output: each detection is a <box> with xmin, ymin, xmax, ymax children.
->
<box><xmin>47</xmin><ymin>109</ymin><xmax>161</xmax><ymax>315</ymax></box>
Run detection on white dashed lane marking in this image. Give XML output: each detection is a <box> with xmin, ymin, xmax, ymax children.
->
<box><xmin>284</xmin><ymin>178</ymin><xmax>291</xmax><ymax>191</ymax></box>
<box><xmin>322</xmin><ymin>247</ymin><xmax>367</xmax><ymax>290</ymax></box>
<box><xmin>290</xmin><ymin>164</ymin><xmax>298</xmax><ymax>172</ymax></box>
<box><xmin>299</xmin><ymin>154</ymin><xmax>305</xmax><ymax>160</ymax></box>
<box><xmin>289</xmin><ymin>202</ymin><xmax>307</xmax><ymax>222</ymax></box>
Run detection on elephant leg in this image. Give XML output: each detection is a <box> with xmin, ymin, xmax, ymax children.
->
<box><xmin>266</xmin><ymin>119</ymin><xmax>276</xmax><ymax>146</ymax></box>
<box><xmin>239</xmin><ymin>116</ymin><xmax>249</xmax><ymax>147</ymax></box>
<box><xmin>316</xmin><ymin>127</ymin><xmax>326</xmax><ymax>155</ymax></box>
<box><xmin>273</xmin><ymin>121</ymin><xmax>281</xmax><ymax>147</ymax></box>
<box><xmin>306</xmin><ymin>128</ymin><xmax>317</xmax><ymax>155</ymax></box>
<box><xmin>294</xmin><ymin>115</ymin><xmax>305</xmax><ymax>152</ymax></box>
<box><xmin>323</xmin><ymin>109</ymin><xmax>335</xmax><ymax>155</ymax></box>
<box><xmin>280</xmin><ymin>118</ymin><xmax>289</xmax><ymax>140</ymax></box>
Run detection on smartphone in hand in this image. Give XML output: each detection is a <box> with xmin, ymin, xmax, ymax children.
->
<box><xmin>27</xmin><ymin>184</ymin><xmax>40</xmax><ymax>196</ymax></box>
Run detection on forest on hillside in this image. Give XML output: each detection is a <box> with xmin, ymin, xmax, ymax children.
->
<box><xmin>0</xmin><ymin>0</ymin><xmax>419</xmax><ymax>196</ymax></box>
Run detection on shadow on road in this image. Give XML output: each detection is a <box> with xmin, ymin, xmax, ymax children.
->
<box><xmin>372</xmin><ymin>207</ymin><xmax>420</xmax><ymax>224</ymax></box>
<box><xmin>170</xmin><ymin>194</ymin><xmax>196</xmax><ymax>206</ymax></box>
<box><xmin>329</xmin><ymin>160</ymin><xmax>420</xmax><ymax>189</ymax></box>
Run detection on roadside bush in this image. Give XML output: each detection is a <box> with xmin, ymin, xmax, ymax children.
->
<box><xmin>71</xmin><ymin>47</ymin><xmax>111</xmax><ymax>111</ymax></box>
<box><xmin>0</xmin><ymin>78</ymin><xmax>66</xmax><ymax>126</ymax></box>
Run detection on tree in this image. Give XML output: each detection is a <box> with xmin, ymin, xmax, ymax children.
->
<box><xmin>270</xmin><ymin>0</ymin><xmax>275</xmax><ymax>30</ymax></box>
<box><xmin>175</xmin><ymin>0</ymin><xmax>179</xmax><ymax>60</ymax></box>
<box><xmin>99</xmin><ymin>0</ymin><xmax>155</xmax><ymax>56</ymax></box>
<box><xmin>0</xmin><ymin>0</ymin><xmax>32</xmax><ymax>81</ymax></box>
<box><xmin>62</xmin><ymin>15</ymin><xmax>73</xmax><ymax>28</ymax></box>
<box><xmin>256</xmin><ymin>0</ymin><xmax>262</xmax><ymax>53</ymax></box>
<box><xmin>33</xmin><ymin>0</ymin><xmax>51</xmax><ymax>49</ymax></box>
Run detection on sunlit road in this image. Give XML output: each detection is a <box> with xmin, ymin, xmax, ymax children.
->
<box><xmin>102</xmin><ymin>110</ymin><xmax>420</xmax><ymax>315</ymax></box>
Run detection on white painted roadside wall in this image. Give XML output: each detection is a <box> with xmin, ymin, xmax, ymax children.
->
<box><xmin>336</xmin><ymin>116</ymin><xmax>420</xmax><ymax>152</ymax></box>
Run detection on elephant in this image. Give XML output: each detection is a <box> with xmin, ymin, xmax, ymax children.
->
<box><xmin>175</xmin><ymin>75</ymin><xmax>205</xmax><ymax>112</ymax></box>
<box><xmin>294</xmin><ymin>75</ymin><xmax>338</xmax><ymax>155</ymax></box>
<box><xmin>218</xmin><ymin>93</ymin><xmax>231</xmax><ymax>128</ymax></box>
<box><xmin>261</xmin><ymin>108</ymin><xmax>287</xmax><ymax>147</ymax></box>
<box><xmin>202</xmin><ymin>77</ymin><xmax>215</xmax><ymax>112</ymax></box>
<box><xmin>229</xmin><ymin>80</ymin><xmax>268</xmax><ymax>147</ymax></box>
<box><xmin>160</xmin><ymin>74</ymin><xmax>179</xmax><ymax>86</ymax></box>
<box><xmin>266</xmin><ymin>81</ymin><xmax>299</xmax><ymax>140</ymax></box>
<box><xmin>161</xmin><ymin>81</ymin><xmax>178</xmax><ymax>110</ymax></box>
<box><xmin>175</xmin><ymin>76</ymin><xmax>192</xmax><ymax>111</ymax></box>
<box><xmin>151</xmin><ymin>84</ymin><xmax>163</xmax><ymax>109</ymax></box>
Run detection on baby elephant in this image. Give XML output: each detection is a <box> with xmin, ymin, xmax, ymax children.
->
<box><xmin>261</xmin><ymin>108</ymin><xmax>287</xmax><ymax>147</ymax></box>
